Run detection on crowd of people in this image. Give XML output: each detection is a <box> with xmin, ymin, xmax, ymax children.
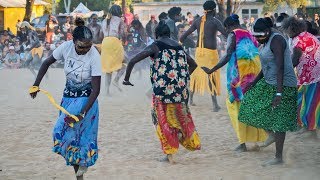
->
<box><xmin>21</xmin><ymin>1</ymin><xmax>320</xmax><ymax>179</ymax></box>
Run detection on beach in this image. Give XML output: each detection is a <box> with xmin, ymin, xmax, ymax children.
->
<box><xmin>0</xmin><ymin>68</ymin><xmax>319</xmax><ymax>180</ymax></box>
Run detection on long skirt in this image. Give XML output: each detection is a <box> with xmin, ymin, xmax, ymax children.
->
<box><xmin>190</xmin><ymin>48</ymin><xmax>221</xmax><ymax>95</ymax></box>
<box><xmin>226</xmin><ymin>99</ymin><xmax>267</xmax><ymax>144</ymax></box>
<box><xmin>239</xmin><ymin>79</ymin><xmax>298</xmax><ymax>132</ymax></box>
<box><xmin>101</xmin><ymin>37</ymin><xmax>124</xmax><ymax>73</ymax></box>
<box><xmin>52</xmin><ymin>97</ymin><xmax>99</xmax><ymax>167</ymax></box>
<box><xmin>298</xmin><ymin>81</ymin><xmax>320</xmax><ymax>130</ymax></box>
<box><xmin>151</xmin><ymin>96</ymin><xmax>201</xmax><ymax>154</ymax></box>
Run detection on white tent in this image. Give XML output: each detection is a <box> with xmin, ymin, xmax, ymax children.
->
<box><xmin>70</xmin><ymin>2</ymin><xmax>104</xmax><ymax>18</ymax></box>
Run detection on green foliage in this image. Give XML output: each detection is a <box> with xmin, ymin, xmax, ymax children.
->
<box><xmin>262</xmin><ymin>0</ymin><xmax>307</xmax><ymax>13</ymax></box>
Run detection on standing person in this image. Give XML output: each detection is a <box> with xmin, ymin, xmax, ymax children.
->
<box><xmin>238</xmin><ymin>18</ymin><xmax>298</xmax><ymax>166</ymax></box>
<box><xmin>124</xmin><ymin>7</ymin><xmax>134</xmax><ymax>28</ymax></box>
<box><xmin>202</xmin><ymin>14</ymin><xmax>267</xmax><ymax>152</ymax></box>
<box><xmin>62</xmin><ymin>17</ymin><xmax>71</xmax><ymax>40</ymax></box>
<box><xmin>87</xmin><ymin>14</ymin><xmax>103</xmax><ymax>52</ymax></box>
<box><xmin>16</xmin><ymin>20</ymin><xmax>22</xmax><ymax>34</ymax></box>
<box><xmin>247</xmin><ymin>17</ymin><xmax>255</xmax><ymax>31</ymax></box>
<box><xmin>281</xmin><ymin>17</ymin><xmax>320</xmax><ymax>131</ymax></box>
<box><xmin>180</xmin><ymin>0</ymin><xmax>226</xmax><ymax>111</ymax></box>
<box><xmin>311</xmin><ymin>13</ymin><xmax>320</xmax><ymax>31</ymax></box>
<box><xmin>29</xmin><ymin>18</ymin><xmax>101</xmax><ymax>179</ymax></box>
<box><xmin>165</xmin><ymin>7</ymin><xmax>182</xmax><ymax>41</ymax></box>
<box><xmin>101</xmin><ymin>5</ymin><xmax>126</xmax><ymax>95</ymax></box>
<box><xmin>46</xmin><ymin>15</ymin><xmax>56</xmax><ymax>44</ymax></box>
<box><xmin>146</xmin><ymin>15</ymin><xmax>158</xmax><ymax>40</ymax></box>
<box><xmin>158</xmin><ymin>12</ymin><xmax>168</xmax><ymax>21</ymax></box>
<box><xmin>123</xmin><ymin>21</ymin><xmax>200</xmax><ymax>164</ymax></box>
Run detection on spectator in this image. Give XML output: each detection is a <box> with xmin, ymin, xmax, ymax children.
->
<box><xmin>1</xmin><ymin>30</ymin><xmax>10</xmax><ymax>44</ymax></box>
<box><xmin>14</xmin><ymin>39</ymin><xmax>22</xmax><ymax>54</ymax></box>
<box><xmin>46</xmin><ymin>15</ymin><xmax>57</xmax><ymax>44</ymax></box>
<box><xmin>177</xmin><ymin>24</ymin><xmax>195</xmax><ymax>53</ymax></box>
<box><xmin>124</xmin><ymin>7</ymin><xmax>134</xmax><ymax>27</ymax></box>
<box><xmin>248</xmin><ymin>17</ymin><xmax>255</xmax><ymax>31</ymax></box>
<box><xmin>17</xmin><ymin>25</ymin><xmax>28</xmax><ymax>44</ymax></box>
<box><xmin>2</xmin><ymin>39</ymin><xmax>10</xmax><ymax>57</ymax></box>
<box><xmin>4</xmin><ymin>46</ymin><xmax>21</xmax><ymax>69</ymax></box>
<box><xmin>312</xmin><ymin>13</ymin><xmax>320</xmax><ymax>31</ymax></box>
<box><xmin>241</xmin><ymin>17</ymin><xmax>248</xmax><ymax>29</ymax></box>
<box><xmin>187</xmin><ymin>12</ymin><xmax>194</xmax><ymax>25</ymax></box>
<box><xmin>146</xmin><ymin>15</ymin><xmax>158</xmax><ymax>40</ymax></box>
<box><xmin>166</xmin><ymin>7</ymin><xmax>182</xmax><ymax>41</ymax></box>
<box><xmin>87</xmin><ymin>14</ymin><xmax>103</xmax><ymax>44</ymax></box>
<box><xmin>62</xmin><ymin>17</ymin><xmax>71</xmax><ymax>40</ymax></box>
<box><xmin>16</xmin><ymin>20</ymin><xmax>22</xmax><ymax>34</ymax></box>
<box><xmin>158</xmin><ymin>12</ymin><xmax>168</xmax><ymax>21</ymax></box>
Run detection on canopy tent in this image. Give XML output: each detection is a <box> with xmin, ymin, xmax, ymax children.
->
<box><xmin>70</xmin><ymin>3</ymin><xmax>104</xmax><ymax>18</ymax></box>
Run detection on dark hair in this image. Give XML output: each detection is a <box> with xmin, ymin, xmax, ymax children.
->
<box><xmin>203</xmin><ymin>0</ymin><xmax>216</xmax><ymax>11</ymax></box>
<box><xmin>168</xmin><ymin>7</ymin><xmax>181</xmax><ymax>18</ymax></box>
<box><xmin>90</xmin><ymin>13</ymin><xmax>98</xmax><ymax>19</ymax></box>
<box><xmin>158</xmin><ymin>12</ymin><xmax>168</xmax><ymax>21</ymax></box>
<box><xmin>305</xmin><ymin>20</ymin><xmax>319</xmax><ymax>35</ymax></box>
<box><xmin>109</xmin><ymin>4</ymin><xmax>122</xmax><ymax>17</ymax></box>
<box><xmin>72</xmin><ymin>17</ymin><xmax>93</xmax><ymax>41</ymax></box>
<box><xmin>224</xmin><ymin>14</ymin><xmax>240</xmax><ymax>27</ymax></box>
<box><xmin>281</xmin><ymin>17</ymin><xmax>307</xmax><ymax>36</ymax></box>
<box><xmin>253</xmin><ymin>18</ymin><xmax>273</xmax><ymax>32</ymax></box>
<box><xmin>276</xmin><ymin>15</ymin><xmax>285</xmax><ymax>23</ymax></box>
<box><xmin>155</xmin><ymin>20</ymin><xmax>170</xmax><ymax>39</ymax></box>
<box><xmin>280</xmin><ymin>13</ymin><xmax>289</xmax><ymax>19</ymax></box>
<box><xmin>264</xmin><ymin>17</ymin><xmax>274</xmax><ymax>28</ymax></box>
<box><xmin>187</xmin><ymin>12</ymin><xmax>191</xmax><ymax>16</ymax></box>
<box><xmin>177</xmin><ymin>24</ymin><xmax>185</xmax><ymax>29</ymax></box>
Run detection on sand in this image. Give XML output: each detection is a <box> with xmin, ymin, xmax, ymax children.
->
<box><xmin>0</xmin><ymin>68</ymin><xmax>319</xmax><ymax>180</ymax></box>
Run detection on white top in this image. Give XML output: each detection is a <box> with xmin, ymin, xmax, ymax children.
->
<box><xmin>53</xmin><ymin>41</ymin><xmax>102</xmax><ymax>86</ymax></box>
<box><xmin>101</xmin><ymin>16</ymin><xmax>125</xmax><ymax>38</ymax></box>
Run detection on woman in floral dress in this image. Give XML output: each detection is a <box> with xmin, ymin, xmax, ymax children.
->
<box><xmin>123</xmin><ymin>21</ymin><xmax>200</xmax><ymax>164</ymax></box>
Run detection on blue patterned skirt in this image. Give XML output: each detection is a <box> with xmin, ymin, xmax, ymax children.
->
<box><xmin>52</xmin><ymin>97</ymin><xmax>99</xmax><ymax>167</ymax></box>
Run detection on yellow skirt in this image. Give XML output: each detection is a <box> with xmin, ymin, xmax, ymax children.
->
<box><xmin>101</xmin><ymin>37</ymin><xmax>124</xmax><ymax>73</ymax></box>
<box><xmin>31</xmin><ymin>47</ymin><xmax>44</xmax><ymax>58</ymax></box>
<box><xmin>190</xmin><ymin>48</ymin><xmax>221</xmax><ymax>95</ymax></box>
<box><xmin>226</xmin><ymin>99</ymin><xmax>267</xmax><ymax>144</ymax></box>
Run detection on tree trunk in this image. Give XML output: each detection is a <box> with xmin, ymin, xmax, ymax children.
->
<box><xmin>216</xmin><ymin>0</ymin><xmax>226</xmax><ymax>22</ymax></box>
<box><xmin>64</xmin><ymin>0</ymin><xmax>71</xmax><ymax>13</ymax></box>
<box><xmin>24</xmin><ymin>0</ymin><xmax>35</xmax><ymax>22</ymax></box>
<box><xmin>226</xmin><ymin>0</ymin><xmax>233</xmax><ymax>17</ymax></box>
<box><xmin>122</xmin><ymin>0</ymin><xmax>126</xmax><ymax>14</ymax></box>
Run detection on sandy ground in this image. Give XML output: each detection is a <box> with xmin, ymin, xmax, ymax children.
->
<box><xmin>0</xmin><ymin>68</ymin><xmax>319</xmax><ymax>180</ymax></box>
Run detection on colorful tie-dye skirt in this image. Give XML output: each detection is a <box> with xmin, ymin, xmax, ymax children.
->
<box><xmin>298</xmin><ymin>81</ymin><xmax>320</xmax><ymax>130</ymax></box>
<box><xmin>52</xmin><ymin>97</ymin><xmax>99</xmax><ymax>167</ymax></box>
<box><xmin>151</xmin><ymin>96</ymin><xmax>201</xmax><ymax>154</ymax></box>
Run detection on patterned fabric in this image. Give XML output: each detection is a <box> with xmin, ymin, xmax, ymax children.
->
<box><xmin>298</xmin><ymin>81</ymin><xmax>320</xmax><ymax>130</ymax></box>
<box><xmin>239</xmin><ymin>79</ymin><xmax>298</xmax><ymax>132</ymax></box>
<box><xmin>63</xmin><ymin>80</ymin><xmax>92</xmax><ymax>98</ymax></box>
<box><xmin>53</xmin><ymin>97</ymin><xmax>99</xmax><ymax>167</ymax></box>
<box><xmin>151</xmin><ymin>96</ymin><xmax>201</xmax><ymax>154</ymax></box>
<box><xmin>292</xmin><ymin>32</ymin><xmax>320</xmax><ymax>85</ymax></box>
<box><xmin>226</xmin><ymin>99</ymin><xmax>267</xmax><ymax>144</ymax></box>
<box><xmin>227</xmin><ymin>29</ymin><xmax>261</xmax><ymax>103</ymax></box>
<box><xmin>151</xmin><ymin>41</ymin><xmax>189</xmax><ymax>103</ymax></box>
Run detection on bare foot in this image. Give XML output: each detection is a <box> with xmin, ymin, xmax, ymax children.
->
<box><xmin>76</xmin><ymin>166</ymin><xmax>88</xmax><ymax>177</ymax></box>
<box><xmin>250</xmin><ymin>144</ymin><xmax>261</xmax><ymax>151</ymax></box>
<box><xmin>190</xmin><ymin>102</ymin><xmax>196</xmax><ymax>106</ymax></box>
<box><xmin>159</xmin><ymin>155</ymin><xmax>176</xmax><ymax>164</ymax></box>
<box><xmin>112</xmin><ymin>81</ymin><xmax>122</xmax><ymax>92</ymax></box>
<box><xmin>234</xmin><ymin>144</ymin><xmax>247</xmax><ymax>153</ymax></box>
<box><xmin>260</xmin><ymin>133</ymin><xmax>276</xmax><ymax>148</ymax></box>
<box><xmin>262</xmin><ymin>158</ymin><xmax>283</xmax><ymax>167</ymax></box>
<box><xmin>213</xmin><ymin>106</ymin><xmax>221</xmax><ymax>112</ymax></box>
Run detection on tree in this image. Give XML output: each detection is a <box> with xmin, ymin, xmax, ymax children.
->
<box><xmin>24</xmin><ymin>0</ymin><xmax>35</xmax><ymax>22</ymax></box>
<box><xmin>262</xmin><ymin>0</ymin><xmax>307</xmax><ymax>13</ymax></box>
<box><xmin>216</xmin><ymin>0</ymin><xmax>246</xmax><ymax>21</ymax></box>
<box><xmin>216</xmin><ymin>0</ymin><xmax>226</xmax><ymax>22</ymax></box>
